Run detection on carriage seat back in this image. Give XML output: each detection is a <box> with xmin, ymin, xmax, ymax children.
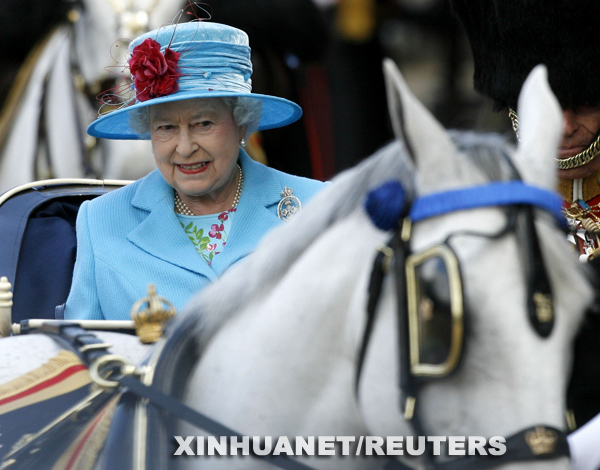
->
<box><xmin>0</xmin><ymin>179</ymin><xmax>131</xmax><ymax>323</ymax></box>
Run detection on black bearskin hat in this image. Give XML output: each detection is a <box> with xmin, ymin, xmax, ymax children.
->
<box><xmin>450</xmin><ymin>0</ymin><xmax>600</xmax><ymax>110</ymax></box>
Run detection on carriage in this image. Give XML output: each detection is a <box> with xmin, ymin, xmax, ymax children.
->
<box><xmin>0</xmin><ymin>178</ymin><xmax>134</xmax><ymax>328</ymax></box>
<box><xmin>0</xmin><ymin>60</ymin><xmax>596</xmax><ymax>470</ymax></box>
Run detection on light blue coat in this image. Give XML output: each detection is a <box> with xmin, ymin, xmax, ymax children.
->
<box><xmin>64</xmin><ymin>151</ymin><xmax>325</xmax><ymax>320</ymax></box>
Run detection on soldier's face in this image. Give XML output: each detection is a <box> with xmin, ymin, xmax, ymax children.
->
<box><xmin>558</xmin><ymin>105</ymin><xmax>600</xmax><ymax>179</ymax></box>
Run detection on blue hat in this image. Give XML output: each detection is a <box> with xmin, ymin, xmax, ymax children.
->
<box><xmin>87</xmin><ymin>22</ymin><xmax>302</xmax><ymax>140</ymax></box>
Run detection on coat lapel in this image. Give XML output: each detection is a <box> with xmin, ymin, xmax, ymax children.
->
<box><xmin>127</xmin><ymin>170</ymin><xmax>218</xmax><ymax>280</ymax></box>
<box><xmin>125</xmin><ymin>152</ymin><xmax>285</xmax><ymax>280</ymax></box>
<box><xmin>210</xmin><ymin>151</ymin><xmax>283</xmax><ymax>275</ymax></box>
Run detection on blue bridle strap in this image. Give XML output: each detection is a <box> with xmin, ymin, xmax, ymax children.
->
<box><xmin>409</xmin><ymin>181</ymin><xmax>566</xmax><ymax>227</ymax></box>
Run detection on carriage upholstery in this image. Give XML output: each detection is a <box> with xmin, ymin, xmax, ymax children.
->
<box><xmin>0</xmin><ymin>179</ymin><xmax>130</xmax><ymax>324</ymax></box>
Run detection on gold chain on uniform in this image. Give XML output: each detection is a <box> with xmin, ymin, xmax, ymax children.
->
<box><xmin>508</xmin><ymin>108</ymin><xmax>600</xmax><ymax>170</ymax></box>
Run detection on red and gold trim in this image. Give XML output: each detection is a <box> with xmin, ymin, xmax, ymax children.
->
<box><xmin>0</xmin><ymin>350</ymin><xmax>91</xmax><ymax>415</ymax></box>
<box><xmin>54</xmin><ymin>394</ymin><xmax>121</xmax><ymax>470</ymax></box>
<box><xmin>559</xmin><ymin>171</ymin><xmax>600</xmax><ymax>260</ymax></box>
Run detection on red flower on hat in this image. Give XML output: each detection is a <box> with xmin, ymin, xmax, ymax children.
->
<box><xmin>129</xmin><ymin>38</ymin><xmax>181</xmax><ymax>102</ymax></box>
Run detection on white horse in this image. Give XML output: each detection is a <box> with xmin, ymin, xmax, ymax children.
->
<box><xmin>0</xmin><ymin>63</ymin><xmax>595</xmax><ymax>470</ymax></box>
<box><xmin>0</xmin><ymin>0</ymin><xmax>187</xmax><ymax>194</ymax></box>
<box><xmin>159</xmin><ymin>62</ymin><xmax>592</xmax><ymax>470</ymax></box>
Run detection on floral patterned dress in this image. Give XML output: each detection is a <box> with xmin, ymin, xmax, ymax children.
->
<box><xmin>175</xmin><ymin>209</ymin><xmax>236</xmax><ymax>266</ymax></box>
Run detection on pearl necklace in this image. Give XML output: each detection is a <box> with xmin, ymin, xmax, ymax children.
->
<box><xmin>174</xmin><ymin>164</ymin><xmax>243</xmax><ymax>216</ymax></box>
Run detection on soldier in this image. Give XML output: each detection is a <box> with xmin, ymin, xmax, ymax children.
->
<box><xmin>450</xmin><ymin>0</ymin><xmax>600</xmax><ymax>432</ymax></box>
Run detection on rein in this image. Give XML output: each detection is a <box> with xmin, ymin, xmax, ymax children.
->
<box><xmin>358</xmin><ymin>179</ymin><xmax>570</xmax><ymax>470</ymax></box>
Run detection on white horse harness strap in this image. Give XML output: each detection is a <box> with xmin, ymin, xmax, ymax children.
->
<box><xmin>358</xmin><ymin>179</ymin><xmax>571</xmax><ymax>470</ymax></box>
<box><xmin>32</xmin><ymin>18</ymin><xmax>103</xmax><ymax>180</ymax></box>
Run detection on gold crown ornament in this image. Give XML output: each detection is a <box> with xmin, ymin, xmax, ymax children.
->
<box><xmin>525</xmin><ymin>426</ymin><xmax>557</xmax><ymax>456</ymax></box>
<box><xmin>130</xmin><ymin>284</ymin><xmax>176</xmax><ymax>343</ymax></box>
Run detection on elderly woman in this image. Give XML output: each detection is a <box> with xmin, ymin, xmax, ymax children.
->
<box><xmin>63</xmin><ymin>21</ymin><xmax>326</xmax><ymax>321</ymax></box>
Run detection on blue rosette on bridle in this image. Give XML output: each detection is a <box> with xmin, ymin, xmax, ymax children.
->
<box><xmin>364</xmin><ymin>180</ymin><xmax>409</xmax><ymax>231</ymax></box>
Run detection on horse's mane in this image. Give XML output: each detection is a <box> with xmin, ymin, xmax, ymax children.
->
<box><xmin>177</xmin><ymin>140</ymin><xmax>415</xmax><ymax>342</ymax></box>
<box><xmin>448</xmin><ymin>130</ymin><xmax>517</xmax><ymax>182</ymax></box>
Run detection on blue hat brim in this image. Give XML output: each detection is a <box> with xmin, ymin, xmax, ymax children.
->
<box><xmin>87</xmin><ymin>91</ymin><xmax>302</xmax><ymax>140</ymax></box>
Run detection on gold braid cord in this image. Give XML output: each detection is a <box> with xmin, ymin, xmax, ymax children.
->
<box><xmin>564</xmin><ymin>202</ymin><xmax>600</xmax><ymax>233</ymax></box>
<box><xmin>508</xmin><ymin>108</ymin><xmax>521</xmax><ymax>142</ymax></box>
<box><xmin>557</xmin><ymin>170</ymin><xmax>600</xmax><ymax>259</ymax></box>
<box><xmin>508</xmin><ymin>108</ymin><xmax>600</xmax><ymax>170</ymax></box>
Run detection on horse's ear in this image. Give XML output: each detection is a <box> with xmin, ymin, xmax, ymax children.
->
<box><xmin>513</xmin><ymin>65</ymin><xmax>562</xmax><ymax>190</ymax></box>
<box><xmin>383</xmin><ymin>58</ymin><xmax>412</xmax><ymax>152</ymax></box>
<box><xmin>382</xmin><ymin>58</ymin><xmax>461</xmax><ymax>193</ymax></box>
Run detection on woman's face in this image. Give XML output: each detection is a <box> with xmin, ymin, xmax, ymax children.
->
<box><xmin>149</xmin><ymin>98</ymin><xmax>244</xmax><ymax>204</ymax></box>
<box><xmin>558</xmin><ymin>105</ymin><xmax>600</xmax><ymax>179</ymax></box>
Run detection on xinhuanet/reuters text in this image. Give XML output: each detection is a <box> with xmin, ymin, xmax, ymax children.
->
<box><xmin>174</xmin><ymin>435</ymin><xmax>507</xmax><ymax>457</ymax></box>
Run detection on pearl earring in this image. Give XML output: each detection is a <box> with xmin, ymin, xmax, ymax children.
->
<box><xmin>240</xmin><ymin>138</ymin><xmax>247</xmax><ymax>147</ymax></box>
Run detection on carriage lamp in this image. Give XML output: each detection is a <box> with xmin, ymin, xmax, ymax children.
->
<box><xmin>130</xmin><ymin>284</ymin><xmax>176</xmax><ymax>343</ymax></box>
